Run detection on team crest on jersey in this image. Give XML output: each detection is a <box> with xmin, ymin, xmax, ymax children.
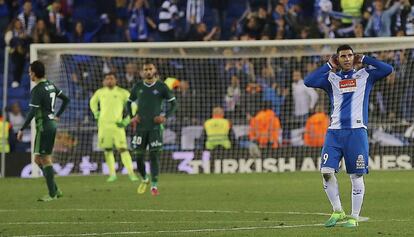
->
<box><xmin>153</xmin><ymin>90</ymin><xmax>159</xmax><ymax>95</ymax></box>
<box><xmin>151</xmin><ymin>141</ymin><xmax>162</xmax><ymax>147</ymax></box>
<box><xmin>356</xmin><ymin>155</ymin><xmax>365</xmax><ymax>169</ymax></box>
<box><xmin>339</xmin><ymin>79</ymin><xmax>357</xmax><ymax>93</ymax></box>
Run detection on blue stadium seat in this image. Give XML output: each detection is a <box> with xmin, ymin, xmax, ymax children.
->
<box><xmin>72</xmin><ymin>7</ymin><xmax>99</xmax><ymax>31</ymax></box>
<box><xmin>8</xmin><ymin>87</ymin><xmax>28</xmax><ymax>99</ymax></box>
<box><xmin>227</xmin><ymin>0</ymin><xmax>247</xmax><ymax>18</ymax></box>
<box><xmin>203</xmin><ymin>5</ymin><xmax>214</xmax><ymax>29</ymax></box>
<box><xmin>20</xmin><ymin>74</ymin><xmax>30</xmax><ymax>89</ymax></box>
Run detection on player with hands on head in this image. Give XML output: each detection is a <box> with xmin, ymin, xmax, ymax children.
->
<box><xmin>304</xmin><ymin>45</ymin><xmax>393</xmax><ymax>227</ymax></box>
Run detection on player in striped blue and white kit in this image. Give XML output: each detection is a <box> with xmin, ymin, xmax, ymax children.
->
<box><xmin>304</xmin><ymin>45</ymin><xmax>393</xmax><ymax>227</ymax></box>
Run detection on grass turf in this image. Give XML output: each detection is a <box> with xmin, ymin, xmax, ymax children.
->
<box><xmin>0</xmin><ymin>171</ymin><xmax>413</xmax><ymax>236</ymax></box>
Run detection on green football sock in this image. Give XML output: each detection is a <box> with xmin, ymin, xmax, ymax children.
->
<box><xmin>134</xmin><ymin>151</ymin><xmax>147</xmax><ymax>179</ymax></box>
<box><xmin>43</xmin><ymin>165</ymin><xmax>57</xmax><ymax>197</ymax></box>
<box><xmin>39</xmin><ymin>164</ymin><xmax>58</xmax><ymax>192</ymax></box>
<box><xmin>104</xmin><ymin>150</ymin><xmax>116</xmax><ymax>177</ymax></box>
<box><xmin>120</xmin><ymin>151</ymin><xmax>135</xmax><ymax>176</ymax></box>
<box><xmin>149</xmin><ymin>150</ymin><xmax>160</xmax><ymax>186</ymax></box>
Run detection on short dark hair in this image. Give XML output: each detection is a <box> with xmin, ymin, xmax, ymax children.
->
<box><xmin>142</xmin><ymin>61</ymin><xmax>156</xmax><ymax>67</ymax></box>
<box><xmin>30</xmin><ymin>60</ymin><xmax>45</xmax><ymax>78</ymax></box>
<box><xmin>336</xmin><ymin>44</ymin><xmax>354</xmax><ymax>54</ymax></box>
<box><xmin>104</xmin><ymin>72</ymin><xmax>116</xmax><ymax>78</ymax></box>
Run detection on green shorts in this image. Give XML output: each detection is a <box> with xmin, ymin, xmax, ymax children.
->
<box><xmin>98</xmin><ymin>125</ymin><xmax>128</xmax><ymax>149</ymax></box>
<box><xmin>34</xmin><ymin>120</ymin><xmax>57</xmax><ymax>155</ymax></box>
<box><xmin>131</xmin><ymin>129</ymin><xmax>163</xmax><ymax>152</ymax></box>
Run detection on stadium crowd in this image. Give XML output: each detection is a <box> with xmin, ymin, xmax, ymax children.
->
<box><xmin>1</xmin><ymin>0</ymin><xmax>414</xmax><ymax>153</ymax></box>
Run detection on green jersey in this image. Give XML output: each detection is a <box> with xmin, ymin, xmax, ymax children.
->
<box><xmin>89</xmin><ymin>86</ymin><xmax>130</xmax><ymax>127</ymax></box>
<box><xmin>29</xmin><ymin>80</ymin><xmax>62</xmax><ymax>127</ymax></box>
<box><xmin>128</xmin><ymin>80</ymin><xmax>175</xmax><ymax>130</ymax></box>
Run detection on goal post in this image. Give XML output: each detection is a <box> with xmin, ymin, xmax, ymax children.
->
<box><xmin>29</xmin><ymin>37</ymin><xmax>414</xmax><ymax>177</ymax></box>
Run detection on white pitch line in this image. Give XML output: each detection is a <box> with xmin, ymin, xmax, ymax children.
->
<box><xmin>0</xmin><ymin>217</ymin><xmax>384</xmax><ymax>225</ymax></box>
<box><xmin>0</xmin><ymin>220</ymin><xmax>322</xmax><ymax>225</ymax></box>
<box><xmin>2</xmin><ymin>209</ymin><xmax>372</xmax><ymax>237</ymax></box>
<box><xmin>0</xmin><ymin>208</ymin><xmax>331</xmax><ymax>216</ymax></box>
<box><xmin>8</xmin><ymin>218</ymin><xmax>413</xmax><ymax>226</ymax></box>
<box><xmin>10</xmin><ymin>223</ymin><xmax>328</xmax><ymax>237</ymax></box>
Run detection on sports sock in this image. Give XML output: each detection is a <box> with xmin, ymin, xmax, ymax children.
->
<box><xmin>134</xmin><ymin>151</ymin><xmax>146</xmax><ymax>179</ymax></box>
<box><xmin>120</xmin><ymin>151</ymin><xmax>135</xmax><ymax>176</ymax></box>
<box><xmin>104</xmin><ymin>150</ymin><xmax>116</xmax><ymax>177</ymax></box>
<box><xmin>43</xmin><ymin>165</ymin><xmax>57</xmax><ymax>197</ymax></box>
<box><xmin>149</xmin><ymin>150</ymin><xmax>160</xmax><ymax>187</ymax></box>
<box><xmin>350</xmin><ymin>174</ymin><xmax>365</xmax><ymax>219</ymax></box>
<box><xmin>39</xmin><ymin>164</ymin><xmax>58</xmax><ymax>192</ymax></box>
<box><xmin>322</xmin><ymin>173</ymin><xmax>343</xmax><ymax>212</ymax></box>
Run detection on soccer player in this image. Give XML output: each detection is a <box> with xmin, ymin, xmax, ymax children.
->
<box><xmin>127</xmin><ymin>61</ymin><xmax>177</xmax><ymax>196</ymax></box>
<box><xmin>304</xmin><ymin>45</ymin><xmax>393</xmax><ymax>227</ymax></box>
<box><xmin>17</xmin><ymin>60</ymin><xmax>70</xmax><ymax>202</ymax></box>
<box><xmin>89</xmin><ymin>72</ymin><xmax>138</xmax><ymax>182</ymax></box>
<box><xmin>305</xmin><ymin>45</ymin><xmax>393</xmax><ymax>227</ymax></box>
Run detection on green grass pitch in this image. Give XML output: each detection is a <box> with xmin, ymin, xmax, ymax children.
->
<box><xmin>0</xmin><ymin>171</ymin><xmax>413</xmax><ymax>236</ymax></box>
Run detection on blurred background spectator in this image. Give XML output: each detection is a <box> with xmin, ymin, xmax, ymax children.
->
<box><xmin>48</xmin><ymin>0</ymin><xmax>67</xmax><ymax>42</ymax></box>
<box><xmin>364</xmin><ymin>0</ymin><xmax>402</xmax><ymax>37</ymax></box>
<box><xmin>249</xmin><ymin>102</ymin><xmax>281</xmax><ymax>149</ymax></box>
<box><xmin>0</xmin><ymin>110</ymin><xmax>12</xmax><ymax>153</ymax></box>
<box><xmin>17</xmin><ymin>1</ymin><xmax>36</xmax><ymax>36</ymax></box>
<box><xmin>32</xmin><ymin>19</ymin><xmax>51</xmax><ymax>43</ymax></box>
<box><xmin>7</xmin><ymin>102</ymin><xmax>24</xmax><ymax>133</ymax></box>
<box><xmin>203</xmin><ymin>106</ymin><xmax>233</xmax><ymax>150</ymax></box>
<box><xmin>303</xmin><ymin>104</ymin><xmax>329</xmax><ymax>147</ymax></box>
<box><xmin>126</xmin><ymin>0</ymin><xmax>156</xmax><ymax>42</ymax></box>
<box><xmin>5</xmin><ymin>18</ymin><xmax>29</xmax><ymax>88</ymax></box>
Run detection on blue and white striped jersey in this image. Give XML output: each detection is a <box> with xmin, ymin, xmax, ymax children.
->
<box><xmin>304</xmin><ymin>56</ymin><xmax>393</xmax><ymax>129</ymax></box>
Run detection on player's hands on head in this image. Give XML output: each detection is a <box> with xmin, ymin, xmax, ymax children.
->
<box><xmin>353</xmin><ymin>54</ymin><xmax>364</xmax><ymax>65</ymax></box>
<box><xmin>328</xmin><ymin>54</ymin><xmax>339</xmax><ymax>69</ymax></box>
<box><xmin>17</xmin><ymin>130</ymin><xmax>23</xmax><ymax>142</ymax></box>
<box><xmin>154</xmin><ymin>115</ymin><xmax>166</xmax><ymax>124</ymax></box>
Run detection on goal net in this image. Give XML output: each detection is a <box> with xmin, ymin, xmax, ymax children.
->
<box><xmin>30</xmin><ymin>38</ymin><xmax>414</xmax><ymax>176</ymax></box>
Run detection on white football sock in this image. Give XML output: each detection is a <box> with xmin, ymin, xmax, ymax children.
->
<box><xmin>322</xmin><ymin>173</ymin><xmax>343</xmax><ymax>212</ymax></box>
<box><xmin>350</xmin><ymin>174</ymin><xmax>365</xmax><ymax>219</ymax></box>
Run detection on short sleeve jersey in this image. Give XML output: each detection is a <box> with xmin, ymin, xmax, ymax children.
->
<box><xmin>128</xmin><ymin>80</ymin><xmax>175</xmax><ymax>130</ymax></box>
<box><xmin>30</xmin><ymin>80</ymin><xmax>62</xmax><ymax>126</ymax></box>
